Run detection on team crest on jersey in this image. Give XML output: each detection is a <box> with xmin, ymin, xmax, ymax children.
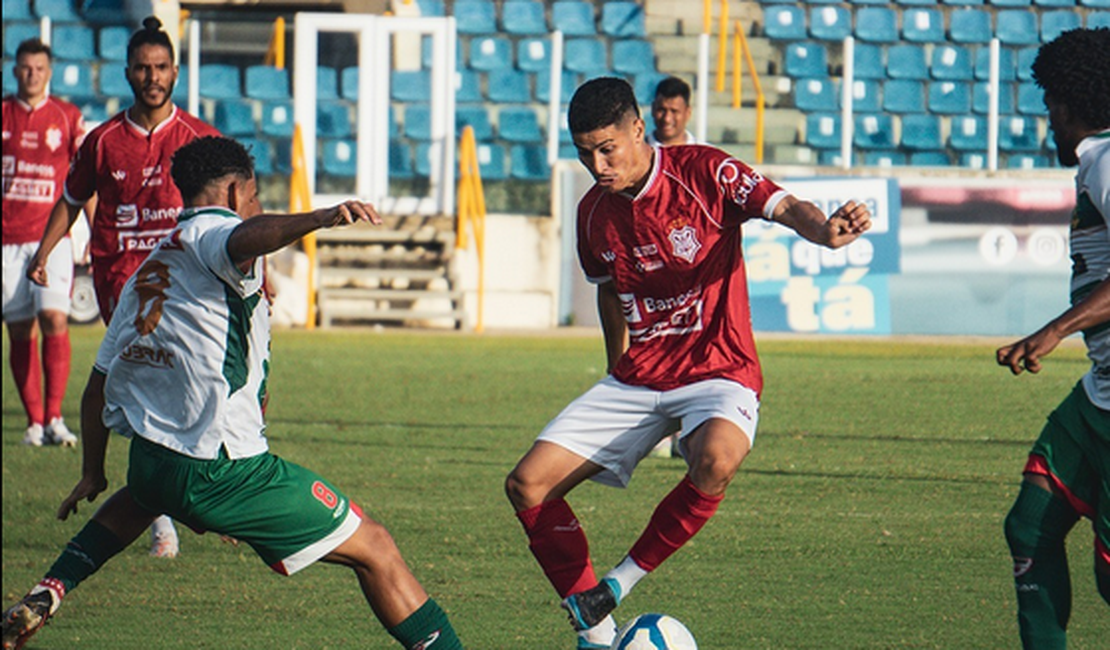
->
<box><xmin>45</xmin><ymin>127</ymin><xmax>63</xmax><ymax>151</ymax></box>
<box><xmin>668</xmin><ymin>225</ymin><xmax>701</xmax><ymax>263</ymax></box>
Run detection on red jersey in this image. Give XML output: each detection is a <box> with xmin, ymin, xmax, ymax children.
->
<box><xmin>577</xmin><ymin>144</ymin><xmax>787</xmax><ymax>395</ymax></box>
<box><xmin>2</xmin><ymin>95</ymin><xmax>85</xmax><ymax>245</ymax></box>
<box><xmin>63</xmin><ymin>105</ymin><xmax>219</xmax><ymax>297</ymax></box>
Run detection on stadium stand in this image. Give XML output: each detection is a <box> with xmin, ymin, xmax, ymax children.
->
<box><xmin>783</xmin><ymin>42</ymin><xmax>828</xmax><ymax>78</ymax></box>
<box><xmin>949</xmin><ymin>9</ymin><xmax>994</xmax><ymax>44</ymax></box>
<box><xmin>883</xmin><ymin>79</ymin><xmax>926</xmax><ymax>113</ymax></box>
<box><xmin>486</xmin><ymin>69</ymin><xmax>531</xmax><ymax>104</ymax></box>
<box><xmin>52</xmin><ymin>25</ymin><xmax>95</xmax><ymax>61</ymax></box>
<box><xmin>245</xmin><ymin>65</ymin><xmax>290</xmax><ymax>100</ymax></box>
<box><xmin>98</xmin><ymin>25</ymin><xmax>130</xmax><ymax>61</ymax></box>
<box><xmin>35</xmin><ymin>0</ymin><xmax>82</xmax><ymax>22</ymax></box>
<box><xmin>855</xmin><ymin>7</ymin><xmax>899</xmax><ymax>43</ymax></box>
<box><xmin>600</xmin><ymin>2</ymin><xmax>646</xmax><ymax>38</ymax></box>
<box><xmin>611</xmin><ymin>39</ymin><xmax>656</xmax><ymax>75</ymax></box>
<box><xmin>810</xmin><ymin>6</ymin><xmax>852</xmax><ymax>41</ymax></box>
<box><xmin>902</xmin><ymin>8</ymin><xmax>945</xmax><ymax>43</ymax></box>
<box><xmin>886</xmin><ymin>44</ymin><xmax>929</xmax><ymax>80</ymax></box>
<box><xmin>551</xmin><ymin>2</ymin><xmax>596</xmax><ymax>36</ymax></box>
<box><xmin>3</xmin><ymin>0</ymin><xmax>32</xmax><ymax>21</ymax></box>
<box><xmin>199</xmin><ymin>64</ymin><xmax>241</xmax><ymax>100</ymax></box>
<box><xmin>510</xmin><ymin>144</ymin><xmax>550</xmax><ymax>180</ymax></box>
<box><xmin>469</xmin><ymin>35</ymin><xmax>513</xmax><ymax>71</ymax></box>
<box><xmin>455</xmin><ymin>0</ymin><xmax>498</xmax><ymax>35</ymax></box>
<box><xmin>457</xmin><ymin>105</ymin><xmax>494</xmax><ymax>141</ymax></box>
<box><xmin>214</xmin><ymin>99</ymin><xmax>256</xmax><ymax>137</ymax></box>
<box><xmin>500</xmin><ymin>1</ymin><xmax>547</xmax><ymax>36</ymax></box>
<box><xmin>498</xmin><ymin>106</ymin><xmax>543</xmax><ymax>143</ymax></box>
<box><xmin>854</xmin><ymin>113</ymin><xmax>895</xmax><ymax>149</ymax></box>
<box><xmin>764</xmin><ymin>5</ymin><xmax>807</xmax><ymax>40</ymax></box>
<box><xmin>794</xmin><ymin>78</ymin><xmax>837</xmax><ymax>112</ymax></box>
<box><xmin>805</xmin><ymin>113</ymin><xmax>841</xmax><ymax>150</ymax></box>
<box><xmin>516</xmin><ymin>37</ymin><xmax>550</xmax><ymax>72</ymax></box>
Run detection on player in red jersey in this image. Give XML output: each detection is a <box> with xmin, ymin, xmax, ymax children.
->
<box><xmin>27</xmin><ymin>16</ymin><xmax>219</xmax><ymax>560</ymax></box>
<box><xmin>2</xmin><ymin>39</ymin><xmax>86</xmax><ymax>448</ymax></box>
<box><xmin>504</xmin><ymin>77</ymin><xmax>872</xmax><ymax>649</ymax></box>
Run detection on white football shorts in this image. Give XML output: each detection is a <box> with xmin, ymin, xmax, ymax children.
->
<box><xmin>2</xmin><ymin>240</ymin><xmax>73</xmax><ymax>322</ymax></box>
<box><xmin>537</xmin><ymin>376</ymin><xmax>760</xmax><ymax>487</ymax></box>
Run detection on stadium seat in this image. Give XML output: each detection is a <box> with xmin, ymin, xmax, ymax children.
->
<box><xmin>1082</xmin><ymin>0</ymin><xmax>1110</xmax><ymax>6</ymax></box>
<box><xmin>902</xmin><ymin>9</ymin><xmax>945</xmax><ymax>43</ymax></box>
<box><xmin>848</xmin><ymin>0</ymin><xmax>889</xmax><ymax>5</ymax></box>
<box><xmin>1006</xmin><ymin>153</ymin><xmax>1050</xmax><ymax>169</ymax></box>
<box><xmin>960</xmin><ymin>152</ymin><xmax>987</xmax><ymax>169</ymax></box>
<box><xmin>34</xmin><ymin>0</ymin><xmax>81</xmax><ymax>22</ymax></box>
<box><xmin>999</xmin><ymin>115</ymin><xmax>1040</xmax><ymax>151</ymax></box>
<box><xmin>853</xmin><ymin>113</ymin><xmax>895</xmax><ymax>149</ymax></box>
<box><xmin>389</xmin><ymin>141</ymin><xmax>414</xmax><ymax>179</ymax></box>
<box><xmin>414</xmin><ymin>142</ymin><xmax>433</xmax><ymax>177</ymax></box>
<box><xmin>392</xmin><ymin>70</ymin><xmax>431</xmax><ymax>102</ymax></box>
<box><xmin>536</xmin><ymin>69</ymin><xmax>578</xmax><ymax>103</ymax></box>
<box><xmin>882</xmin><ymin>80</ymin><xmax>926</xmax><ymax>113</ymax></box>
<box><xmin>949</xmin><ymin>115</ymin><xmax>988</xmax><ymax>150</ymax></box>
<box><xmin>213</xmin><ymin>99</ymin><xmax>256</xmax><ymax>136</ymax></box>
<box><xmin>564</xmin><ymin>38</ymin><xmax>608</xmax><ymax>75</ymax></box>
<box><xmin>455</xmin><ymin>0</ymin><xmax>497</xmax><ymax>35</ymax></box>
<box><xmin>972</xmin><ymin>82</ymin><xmax>1015</xmax><ymax>114</ymax></box>
<box><xmin>517</xmin><ymin>38</ymin><xmax>551</xmax><ymax>72</ymax></box>
<box><xmin>942</xmin><ymin>0</ymin><xmax>985</xmax><ymax>5</ymax></box>
<box><xmin>500</xmin><ymin>1</ymin><xmax>548</xmax><ymax>36</ymax></box>
<box><xmin>783</xmin><ymin>42</ymin><xmax>828</xmax><ymax>78</ymax></box>
<box><xmin>498</xmin><ymin>106</ymin><xmax>543</xmax><ymax>143</ymax></box>
<box><xmin>421</xmin><ymin>34</ymin><xmax>464</xmax><ymax>70</ymax></box>
<box><xmin>863</xmin><ymin>151</ymin><xmax>905</xmax><ymax>167</ymax></box>
<box><xmin>240</xmin><ymin>138</ymin><xmax>274</xmax><ymax>175</ymax></box>
<box><xmin>510</xmin><ymin>144</ymin><xmax>550</xmax><ymax>180</ymax></box>
<box><xmin>612</xmin><ymin>40</ymin><xmax>656</xmax><ymax>75</ymax></box>
<box><xmin>199</xmin><ymin>64</ymin><xmax>241</xmax><ymax>100</ymax></box>
<box><xmin>316</xmin><ymin>66</ymin><xmax>339</xmax><ymax>100</ymax></box>
<box><xmin>931</xmin><ymin>46</ymin><xmax>974</xmax><ymax>81</ymax></box>
<box><xmin>455</xmin><ymin>70</ymin><xmax>482</xmax><ymax>102</ymax></box>
<box><xmin>475</xmin><ymin>143</ymin><xmax>508</xmax><ymax>180</ymax></box>
<box><xmin>52</xmin><ymin>25</ymin><xmax>95</xmax><ymax>61</ymax></box>
<box><xmin>928</xmin><ymin>81</ymin><xmax>971</xmax><ymax>114</ymax></box>
<box><xmin>805</xmin><ymin>113</ymin><xmax>841</xmax><ymax>149</ymax></box>
<box><xmin>98</xmin><ymin>26</ymin><xmax>129</xmax><ymax>61</ymax></box>
<box><xmin>817</xmin><ymin>150</ymin><xmax>845</xmax><ymax>167</ymax></box>
<box><xmin>83</xmin><ymin>0</ymin><xmax>127</xmax><ymax>24</ymax></box>
<box><xmin>245</xmin><ymin>65</ymin><xmax>290</xmax><ymax>100</ymax></box>
<box><xmin>271</xmin><ymin>139</ymin><xmax>292</xmax><ymax>175</ymax></box>
<box><xmin>886</xmin><ymin>45</ymin><xmax>929</xmax><ymax>80</ymax></box>
<box><xmin>51</xmin><ymin>61</ymin><xmax>95</xmax><ymax>99</ymax></box>
<box><xmin>843</xmin><ymin>79</ymin><xmax>881</xmax><ymax>113</ymax></box>
<box><xmin>321</xmin><ymin>139</ymin><xmax>357</xmax><ymax>177</ymax></box>
<box><xmin>1017</xmin><ymin>82</ymin><xmax>1047</xmax><ymax>114</ymax></box>
<box><xmin>900</xmin><ymin>114</ymin><xmax>943</xmax><ymax>151</ymax></box>
<box><xmin>974</xmin><ymin>47</ymin><xmax>1016</xmax><ymax>81</ymax></box>
<box><xmin>317</xmin><ymin>102</ymin><xmax>352</xmax><ymax>138</ymax></box>
<box><xmin>1034</xmin><ymin>0</ymin><xmax>1077</xmax><ymax>7</ymax></box>
<box><xmin>558</xmin><ymin>144</ymin><xmax>578</xmax><ymax>160</ymax></box>
<box><xmin>260</xmin><ymin>101</ymin><xmax>294</xmax><ymax>137</ymax></box>
<box><xmin>896</xmin><ymin>0</ymin><xmax>937</xmax><ymax>5</ymax></box>
<box><xmin>794</xmin><ymin>77</ymin><xmax>837</xmax><ymax>111</ymax></box>
<box><xmin>855</xmin><ymin>8</ymin><xmax>898</xmax><ymax>43</ymax></box>
<box><xmin>456</xmin><ymin>105</ymin><xmax>494</xmax><ymax>140</ymax></box>
<box><xmin>468</xmin><ymin>36</ymin><xmax>512</xmax><ymax>71</ymax></box>
<box><xmin>4</xmin><ymin>23</ymin><xmax>41</xmax><ymax>57</ymax></box>
<box><xmin>99</xmin><ymin>65</ymin><xmax>131</xmax><ymax>99</ymax></box>
<box><xmin>172</xmin><ymin>64</ymin><xmax>190</xmax><ymax>102</ymax></box>
<box><xmin>764</xmin><ymin>6</ymin><xmax>807</xmax><ymax>40</ymax></box>
<box><xmin>996</xmin><ymin>11</ymin><xmax>1040</xmax><ymax>45</ymax></box>
<box><xmin>948</xmin><ymin>9</ymin><xmax>993</xmax><ymax>44</ymax></box>
<box><xmin>2</xmin><ymin>60</ymin><xmax>16</xmax><ymax>94</ymax></box>
<box><xmin>809</xmin><ymin>6</ymin><xmax>852</xmax><ymax>41</ymax></box>
<box><xmin>1041</xmin><ymin>11</ymin><xmax>1081</xmax><ymax>42</ymax></box>
<box><xmin>416</xmin><ymin>0</ymin><xmax>445</xmax><ymax>16</ymax></box>
<box><xmin>600</xmin><ymin>2</ymin><xmax>646</xmax><ymax>38</ymax></box>
<box><xmin>1088</xmin><ymin>11</ymin><xmax>1110</xmax><ymax>28</ymax></box>
<box><xmin>78</xmin><ymin>100</ymin><xmax>109</xmax><ymax>123</ymax></box>
<box><xmin>404</xmin><ymin>104</ymin><xmax>432</xmax><ymax>140</ymax></box>
<box><xmin>3</xmin><ymin>0</ymin><xmax>32</xmax><ymax>20</ymax></box>
<box><xmin>852</xmin><ymin>43</ymin><xmax>885</xmax><ymax>80</ymax></box>
<box><xmin>551</xmin><ymin>2</ymin><xmax>596</xmax><ymax>36</ymax></box>
<box><xmin>909</xmin><ymin>151</ymin><xmax>951</xmax><ymax>166</ymax></box>
<box><xmin>991</xmin><ymin>0</ymin><xmax>1032</xmax><ymax>6</ymax></box>
<box><xmin>486</xmin><ymin>69</ymin><xmax>532</xmax><ymax>103</ymax></box>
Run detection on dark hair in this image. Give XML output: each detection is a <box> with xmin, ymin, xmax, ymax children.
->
<box><xmin>127</xmin><ymin>16</ymin><xmax>175</xmax><ymax>64</ymax></box>
<box><xmin>15</xmin><ymin>38</ymin><xmax>52</xmax><ymax>61</ymax></box>
<box><xmin>653</xmin><ymin>76</ymin><xmax>691</xmax><ymax>104</ymax></box>
<box><xmin>568</xmin><ymin>77</ymin><xmax>640</xmax><ymax>135</ymax></box>
<box><xmin>1032</xmin><ymin>27</ymin><xmax>1110</xmax><ymax>130</ymax></box>
<box><xmin>171</xmin><ymin>136</ymin><xmax>255</xmax><ymax>201</ymax></box>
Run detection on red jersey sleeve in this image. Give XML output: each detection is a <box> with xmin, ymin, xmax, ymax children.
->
<box><xmin>695</xmin><ymin>148</ymin><xmax>785</xmax><ymax>223</ymax></box>
<box><xmin>575</xmin><ymin>189</ymin><xmax>611</xmax><ymax>284</ymax></box>
<box><xmin>63</xmin><ymin>124</ymin><xmax>100</xmax><ymax>205</ymax></box>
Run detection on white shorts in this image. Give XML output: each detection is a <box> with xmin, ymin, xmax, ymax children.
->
<box><xmin>2</xmin><ymin>240</ymin><xmax>73</xmax><ymax>322</ymax></box>
<box><xmin>537</xmin><ymin>376</ymin><xmax>760</xmax><ymax>487</ymax></box>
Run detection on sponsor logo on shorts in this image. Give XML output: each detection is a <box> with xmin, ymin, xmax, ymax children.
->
<box><xmin>1012</xmin><ymin>556</ymin><xmax>1033</xmax><ymax>578</ymax></box>
<box><xmin>736</xmin><ymin>406</ymin><xmax>752</xmax><ymax>422</ymax></box>
<box><xmin>119</xmin><ymin>343</ymin><xmax>176</xmax><ymax>369</ymax></box>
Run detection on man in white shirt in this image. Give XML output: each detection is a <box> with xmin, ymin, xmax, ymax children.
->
<box><xmin>646</xmin><ymin>76</ymin><xmax>696</xmax><ymax>147</ymax></box>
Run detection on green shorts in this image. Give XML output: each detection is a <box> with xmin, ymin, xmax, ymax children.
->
<box><xmin>1025</xmin><ymin>382</ymin><xmax>1110</xmax><ymax>564</ymax></box>
<box><xmin>127</xmin><ymin>435</ymin><xmax>363</xmax><ymax>575</ymax></box>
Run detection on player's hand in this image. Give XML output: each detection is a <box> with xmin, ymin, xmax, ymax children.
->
<box><xmin>824</xmin><ymin>200</ymin><xmax>872</xmax><ymax>248</ymax></box>
<box><xmin>996</xmin><ymin>325</ymin><xmax>1063</xmax><ymax>376</ymax></box>
<box><xmin>57</xmin><ymin>474</ymin><xmax>109</xmax><ymax>521</ymax></box>
<box><xmin>327</xmin><ymin>200</ymin><xmax>382</xmax><ymax>227</ymax></box>
<box><xmin>26</xmin><ymin>257</ymin><xmax>49</xmax><ymax>286</ymax></box>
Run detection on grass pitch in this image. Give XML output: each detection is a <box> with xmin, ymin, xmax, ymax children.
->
<box><xmin>3</xmin><ymin>327</ymin><xmax>1107</xmax><ymax>649</ymax></box>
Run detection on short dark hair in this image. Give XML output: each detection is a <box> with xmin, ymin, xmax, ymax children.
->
<box><xmin>1032</xmin><ymin>27</ymin><xmax>1110</xmax><ymax>130</ymax></box>
<box><xmin>568</xmin><ymin>77</ymin><xmax>640</xmax><ymax>135</ymax></box>
<box><xmin>653</xmin><ymin>76</ymin><xmax>690</xmax><ymax>104</ymax></box>
<box><xmin>171</xmin><ymin>136</ymin><xmax>255</xmax><ymax>202</ymax></box>
<box><xmin>128</xmin><ymin>16</ymin><xmax>175</xmax><ymax>64</ymax></box>
<box><xmin>15</xmin><ymin>38</ymin><xmax>52</xmax><ymax>61</ymax></box>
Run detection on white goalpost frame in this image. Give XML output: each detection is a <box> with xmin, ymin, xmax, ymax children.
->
<box><xmin>293</xmin><ymin>13</ymin><xmax>457</xmax><ymax>214</ymax></box>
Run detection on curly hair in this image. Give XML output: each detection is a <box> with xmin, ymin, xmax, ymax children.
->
<box><xmin>568</xmin><ymin>77</ymin><xmax>640</xmax><ymax>135</ymax></box>
<box><xmin>170</xmin><ymin>136</ymin><xmax>255</xmax><ymax>202</ymax></box>
<box><xmin>127</xmin><ymin>16</ymin><xmax>175</xmax><ymax>64</ymax></box>
<box><xmin>1032</xmin><ymin>27</ymin><xmax>1110</xmax><ymax>130</ymax></box>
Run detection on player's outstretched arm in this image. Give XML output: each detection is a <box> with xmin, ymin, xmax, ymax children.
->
<box><xmin>58</xmin><ymin>369</ymin><xmax>111</xmax><ymax>520</ymax></box>
<box><xmin>771</xmin><ymin>195</ymin><xmax>871</xmax><ymax>249</ymax></box>
<box><xmin>27</xmin><ymin>198</ymin><xmax>85</xmax><ymax>286</ymax></box>
<box><xmin>226</xmin><ymin>200</ymin><xmax>382</xmax><ymax>268</ymax></box>
<box><xmin>597</xmin><ymin>281</ymin><xmax>629</xmax><ymax>374</ymax></box>
<box><xmin>997</xmin><ymin>277</ymin><xmax>1110</xmax><ymax>375</ymax></box>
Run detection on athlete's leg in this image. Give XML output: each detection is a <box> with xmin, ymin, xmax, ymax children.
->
<box><xmin>7</xmin><ymin>319</ymin><xmax>44</xmax><ymax>434</ymax></box>
<box><xmin>38</xmin><ymin>308</ymin><xmax>70</xmax><ymax>428</ymax></box>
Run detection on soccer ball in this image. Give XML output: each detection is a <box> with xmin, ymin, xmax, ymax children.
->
<box><xmin>611</xmin><ymin>613</ymin><xmax>698</xmax><ymax>650</ymax></box>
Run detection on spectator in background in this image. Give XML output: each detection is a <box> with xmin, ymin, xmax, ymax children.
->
<box><xmin>647</xmin><ymin>76</ymin><xmax>696</xmax><ymax>147</ymax></box>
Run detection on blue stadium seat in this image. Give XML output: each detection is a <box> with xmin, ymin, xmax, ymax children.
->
<box><xmin>1088</xmin><ymin>11</ymin><xmax>1110</xmax><ymax>28</ymax></box>
<box><xmin>1041</xmin><ymin>11</ymin><xmax>1081</xmax><ymax>42</ymax></box>
<box><xmin>240</xmin><ymin>138</ymin><xmax>274</xmax><ymax>175</ymax></box>
<box><xmin>863</xmin><ymin>151</ymin><xmax>905</xmax><ymax>167</ymax></box>
<box><xmin>421</xmin><ymin>34</ymin><xmax>464</xmax><ymax>70</ymax></box>
<box><xmin>260</xmin><ymin>101</ymin><xmax>293</xmax><ymax>137</ymax></box>
<box><xmin>949</xmin><ymin>116</ymin><xmax>987</xmax><ymax>150</ymax></box>
<box><xmin>456</xmin><ymin>105</ymin><xmax>494</xmax><ymax>140</ymax></box>
<box><xmin>517</xmin><ymin>37</ymin><xmax>551</xmax><ymax>72</ymax></box>
<box><xmin>972</xmin><ymin>82</ymin><xmax>1015</xmax><ymax>114</ymax></box>
<box><xmin>851</xmin><ymin>43</ymin><xmax>885</xmax><ymax>80</ymax></box>
<box><xmin>213</xmin><ymin>99</ymin><xmax>255</xmax><ymax>136</ymax></box>
<box><xmin>51</xmin><ymin>61</ymin><xmax>95</xmax><ymax>99</ymax></box>
<box><xmin>1082</xmin><ymin>0</ymin><xmax>1110</xmax><ymax>6</ymax></box>
<box><xmin>900</xmin><ymin>114</ymin><xmax>943</xmax><ymax>150</ymax></box>
<box><xmin>416</xmin><ymin>0</ymin><xmax>445</xmax><ymax>16</ymax></box>
<box><xmin>809</xmin><ymin>6</ymin><xmax>852</xmax><ymax>41</ymax></box>
<box><xmin>896</xmin><ymin>0</ymin><xmax>937</xmax><ymax>5</ymax></box>
<box><xmin>882</xmin><ymin>80</ymin><xmax>926</xmax><ymax>113</ymax></box>
<box><xmin>475</xmin><ymin>143</ymin><xmax>507</xmax><ymax>181</ymax></box>
<box><xmin>794</xmin><ymin>77</ymin><xmax>837</xmax><ymax>111</ymax></box>
<box><xmin>1017</xmin><ymin>82</ymin><xmax>1047</xmax><ymax>114</ymax></box>
<box><xmin>558</xmin><ymin>144</ymin><xmax>578</xmax><ymax>160</ymax></box>
<box><xmin>99</xmin><ymin>65</ymin><xmax>131</xmax><ymax>99</ymax></box>
<box><xmin>805</xmin><ymin>113</ymin><xmax>841</xmax><ymax>149</ymax></box>
<box><xmin>960</xmin><ymin>152</ymin><xmax>988</xmax><ymax>169</ymax></box>
<box><xmin>5</xmin><ymin>23</ymin><xmax>43</xmax><ymax>57</ymax></box>
<box><xmin>245</xmin><ymin>65</ymin><xmax>290</xmax><ymax>100</ymax></box>
<box><xmin>854</xmin><ymin>114</ymin><xmax>895</xmax><ymax>149</ymax></box>
<box><xmin>551</xmin><ymin>2</ymin><xmax>596</xmax><ymax>36</ymax></box>
<box><xmin>405</xmin><ymin>104</ymin><xmax>432</xmax><ymax>140</ymax></box>
<box><xmin>990</xmin><ymin>0</ymin><xmax>1032</xmax><ymax>5</ymax></box>
<box><xmin>632</xmin><ymin>71</ymin><xmax>669</xmax><ymax>105</ymax></box>
<box><xmin>931</xmin><ymin>46</ymin><xmax>973</xmax><ymax>81</ymax></box>
<box><xmin>83</xmin><ymin>0</ymin><xmax>126</xmax><ymax>24</ymax></box>
<box><xmin>501</xmin><ymin>1</ymin><xmax>548</xmax><ymax>36</ymax></box>
<box><xmin>173</xmin><ymin>64</ymin><xmax>190</xmax><ymax>102</ymax></box>
<box><xmin>321</xmin><ymin>139</ymin><xmax>357</xmax><ymax>177</ymax></box>
<box><xmin>486</xmin><ymin>69</ymin><xmax>532</xmax><ymax>103</ymax></box>
<box><xmin>34</xmin><ymin>0</ymin><xmax>81</xmax><ymax>22</ymax></box>
<box><xmin>51</xmin><ymin>25</ymin><xmax>95</xmax><ymax>61</ymax></box>
<box><xmin>974</xmin><ymin>47</ymin><xmax>1016</xmax><ymax>81</ymax></box>
<box><xmin>199</xmin><ymin>64</ymin><xmax>241</xmax><ymax>100</ymax></box>
<box><xmin>783</xmin><ymin>42</ymin><xmax>828</xmax><ymax>78</ymax></box>
<box><xmin>999</xmin><ymin>115</ymin><xmax>1040</xmax><ymax>151</ymax></box>
<box><xmin>997</xmin><ymin>11</ymin><xmax>1040</xmax><ymax>45</ymax></box>
<box><xmin>601</xmin><ymin>2</ymin><xmax>646</xmax><ymax>38</ymax></box>
<box><xmin>510</xmin><ymin>144</ymin><xmax>550</xmax><ymax>180</ymax></box>
<box><xmin>948</xmin><ymin>9</ymin><xmax>993</xmax><ymax>44</ymax></box>
<box><xmin>902</xmin><ymin>9</ymin><xmax>945</xmax><ymax>43</ymax></box>
<box><xmin>78</xmin><ymin>100</ymin><xmax>109</xmax><ymax>123</ymax></box>
<box><xmin>3</xmin><ymin>0</ymin><xmax>32</xmax><ymax>20</ymax></box>
<box><xmin>855</xmin><ymin>8</ymin><xmax>898</xmax><ymax>43</ymax></box>
<box><xmin>1006</xmin><ymin>153</ymin><xmax>1050</xmax><ymax>169</ymax></box>
<box><xmin>1016</xmin><ymin>46</ymin><xmax>1038</xmax><ymax>80</ymax></box>
<box><xmin>469</xmin><ymin>36</ymin><xmax>512</xmax><ymax>71</ymax></box>
<box><xmin>392</xmin><ymin>70</ymin><xmax>431</xmax><ymax>102</ymax></box>
<box><xmin>886</xmin><ymin>45</ymin><xmax>929</xmax><ymax>80</ymax></box>
<box><xmin>1034</xmin><ymin>0</ymin><xmax>1077</xmax><ymax>6</ymax></box>
<box><xmin>498</xmin><ymin>106</ymin><xmax>543</xmax><ymax>143</ymax></box>
<box><xmin>455</xmin><ymin>0</ymin><xmax>497</xmax><ymax>35</ymax></box>
<box><xmin>317</xmin><ymin>102</ymin><xmax>352</xmax><ymax>138</ymax></box>
<box><xmin>817</xmin><ymin>150</ymin><xmax>846</xmax><ymax>167</ymax></box>
<box><xmin>455</xmin><ymin>69</ymin><xmax>482</xmax><ymax>102</ymax></box>
<box><xmin>272</xmin><ymin>139</ymin><xmax>292</xmax><ymax>175</ymax></box>
<box><xmin>764</xmin><ymin>6</ymin><xmax>807</xmax><ymax>40</ymax></box>
<box><xmin>536</xmin><ymin>69</ymin><xmax>577</xmax><ymax>103</ymax></box>
<box><xmin>928</xmin><ymin>81</ymin><xmax>971</xmax><ymax>114</ymax></box>
<box><xmin>909</xmin><ymin>152</ymin><xmax>951</xmax><ymax>166</ymax></box>
<box><xmin>848</xmin><ymin>0</ymin><xmax>889</xmax><ymax>5</ymax></box>
<box><xmin>942</xmin><ymin>0</ymin><xmax>985</xmax><ymax>5</ymax></box>
<box><xmin>98</xmin><ymin>26</ymin><xmax>129</xmax><ymax>61</ymax></box>
<box><xmin>389</xmin><ymin>141</ymin><xmax>413</xmax><ymax>179</ymax></box>
<box><xmin>2</xmin><ymin>60</ymin><xmax>16</xmax><ymax>94</ymax></box>
<box><xmin>843</xmin><ymin>79</ymin><xmax>881</xmax><ymax>113</ymax></box>
<box><xmin>316</xmin><ymin>66</ymin><xmax>339</xmax><ymax>100</ymax></box>
<box><xmin>414</xmin><ymin>143</ymin><xmax>433</xmax><ymax>177</ymax></box>
<box><xmin>564</xmin><ymin>38</ymin><xmax>608</xmax><ymax>74</ymax></box>
<box><xmin>612</xmin><ymin>40</ymin><xmax>656</xmax><ymax>75</ymax></box>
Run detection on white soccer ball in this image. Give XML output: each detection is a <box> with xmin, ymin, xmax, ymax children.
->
<box><xmin>611</xmin><ymin>613</ymin><xmax>698</xmax><ymax>650</ymax></box>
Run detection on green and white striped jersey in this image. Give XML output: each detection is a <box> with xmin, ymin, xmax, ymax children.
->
<box><xmin>1070</xmin><ymin>130</ymin><xmax>1110</xmax><ymax>410</ymax></box>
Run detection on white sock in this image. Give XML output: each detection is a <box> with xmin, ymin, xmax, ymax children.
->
<box><xmin>578</xmin><ymin>614</ymin><xmax>618</xmax><ymax>646</ymax></box>
<box><xmin>150</xmin><ymin>515</ymin><xmax>177</xmax><ymax>539</ymax></box>
<box><xmin>605</xmin><ymin>555</ymin><xmax>649</xmax><ymax>601</ymax></box>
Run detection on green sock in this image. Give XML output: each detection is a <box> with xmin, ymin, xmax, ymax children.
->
<box><xmin>1004</xmin><ymin>483</ymin><xmax>1080</xmax><ymax>650</ymax></box>
<box><xmin>387</xmin><ymin>598</ymin><xmax>463</xmax><ymax>650</ymax></box>
<box><xmin>46</xmin><ymin>519</ymin><xmax>127</xmax><ymax>594</ymax></box>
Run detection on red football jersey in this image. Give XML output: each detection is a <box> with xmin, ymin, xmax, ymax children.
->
<box><xmin>577</xmin><ymin>144</ymin><xmax>788</xmax><ymax>395</ymax></box>
<box><xmin>2</xmin><ymin>95</ymin><xmax>85</xmax><ymax>245</ymax></box>
<box><xmin>63</xmin><ymin>106</ymin><xmax>219</xmax><ymax>296</ymax></box>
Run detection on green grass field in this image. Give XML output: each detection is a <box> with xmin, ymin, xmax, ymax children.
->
<box><xmin>3</xmin><ymin>327</ymin><xmax>1107</xmax><ymax>649</ymax></box>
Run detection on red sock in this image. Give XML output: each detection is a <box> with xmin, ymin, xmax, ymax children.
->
<box><xmin>516</xmin><ymin>499</ymin><xmax>598</xmax><ymax>597</ymax></box>
<box><xmin>10</xmin><ymin>336</ymin><xmax>44</xmax><ymax>425</ymax></box>
<box><xmin>43</xmin><ymin>333</ymin><xmax>71</xmax><ymax>422</ymax></box>
<box><xmin>629</xmin><ymin>475</ymin><xmax>724</xmax><ymax>571</ymax></box>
